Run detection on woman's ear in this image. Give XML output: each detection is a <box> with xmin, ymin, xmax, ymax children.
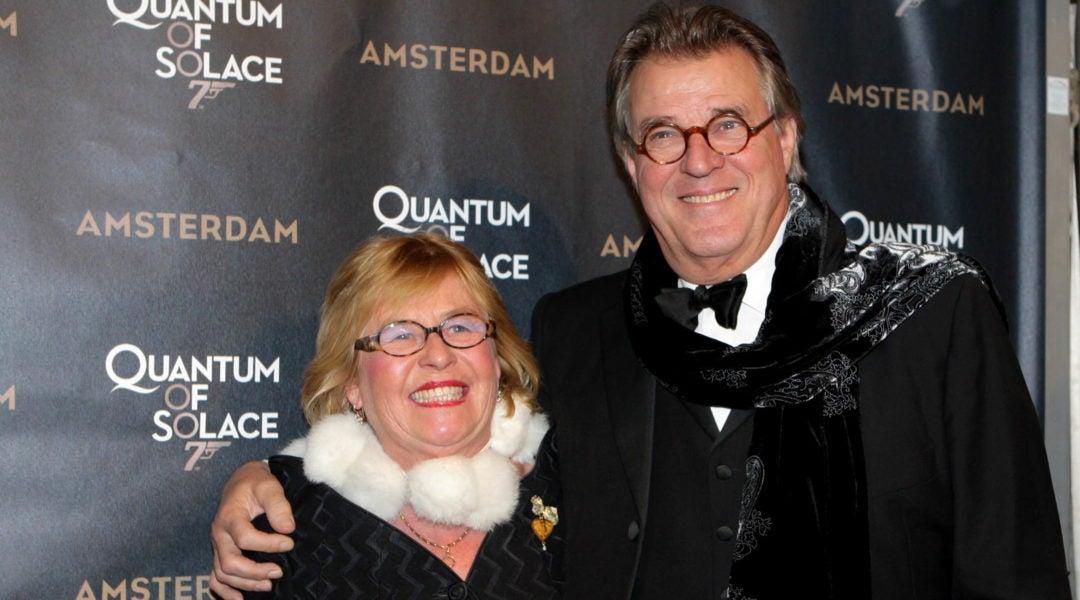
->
<box><xmin>344</xmin><ymin>379</ymin><xmax>363</xmax><ymax>410</ymax></box>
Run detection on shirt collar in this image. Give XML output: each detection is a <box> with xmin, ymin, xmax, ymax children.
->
<box><xmin>678</xmin><ymin>208</ymin><xmax>790</xmax><ymax>345</ymax></box>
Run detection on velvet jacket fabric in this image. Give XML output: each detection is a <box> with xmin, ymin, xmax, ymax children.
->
<box><xmin>530</xmin><ymin>189</ymin><xmax>1069</xmax><ymax>599</ymax></box>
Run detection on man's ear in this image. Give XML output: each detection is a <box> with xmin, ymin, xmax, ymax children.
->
<box><xmin>776</xmin><ymin>115</ymin><xmax>798</xmax><ymax>174</ymax></box>
<box><xmin>622</xmin><ymin>146</ymin><xmax>640</xmax><ymax>191</ymax></box>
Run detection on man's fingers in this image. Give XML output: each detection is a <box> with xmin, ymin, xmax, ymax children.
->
<box><xmin>211</xmin><ymin>498</ymin><xmax>293</xmax><ymax>558</ymax></box>
<box><xmin>210</xmin><ymin>521</ymin><xmax>282</xmax><ymax>593</ymax></box>
<box><xmin>208</xmin><ymin>572</ymin><xmax>244</xmax><ymax>600</ymax></box>
<box><xmin>212</xmin><ymin>460</ymin><xmax>294</xmax><ymax>552</ymax></box>
<box><xmin>209</xmin><ymin>459</ymin><xmax>293</xmax><ymax>596</ymax></box>
<box><xmin>211</xmin><ymin>545</ymin><xmax>276</xmax><ymax>596</ymax></box>
<box><xmin>232</xmin><ymin>523</ymin><xmax>294</xmax><ymax>555</ymax></box>
<box><xmin>215</xmin><ymin>551</ymin><xmax>280</xmax><ymax>590</ymax></box>
<box><xmin>253</xmin><ymin>478</ymin><xmax>295</xmax><ymax>536</ymax></box>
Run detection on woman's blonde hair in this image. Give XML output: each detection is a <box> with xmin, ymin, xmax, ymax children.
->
<box><xmin>301</xmin><ymin>233</ymin><xmax>539</xmax><ymax>424</ymax></box>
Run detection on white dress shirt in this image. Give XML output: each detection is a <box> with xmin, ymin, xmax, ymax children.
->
<box><xmin>677</xmin><ymin>212</ymin><xmax>789</xmax><ymax>430</ymax></box>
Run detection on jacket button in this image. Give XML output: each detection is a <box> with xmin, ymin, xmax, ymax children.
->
<box><xmin>715</xmin><ymin>464</ymin><xmax>733</xmax><ymax>480</ymax></box>
<box><xmin>447</xmin><ymin>583</ymin><xmax>468</xmax><ymax>600</ymax></box>
<box><xmin>627</xmin><ymin>521</ymin><xmax>640</xmax><ymax>540</ymax></box>
<box><xmin>715</xmin><ymin>525</ymin><xmax>735</xmax><ymax>541</ymax></box>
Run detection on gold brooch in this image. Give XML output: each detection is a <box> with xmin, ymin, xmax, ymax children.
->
<box><xmin>530</xmin><ymin>495</ymin><xmax>559</xmax><ymax>550</ymax></box>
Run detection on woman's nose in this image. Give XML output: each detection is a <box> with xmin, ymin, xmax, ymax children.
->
<box><xmin>417</xmin><ymin>332</ymin><xmax>456</xmax><ymax>368</ymax></box>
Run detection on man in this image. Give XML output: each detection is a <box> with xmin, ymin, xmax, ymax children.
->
<box><xmin>210</xmin><ymin>4</ymin><xmax>1070</xmax><ymax>598</ymax></box>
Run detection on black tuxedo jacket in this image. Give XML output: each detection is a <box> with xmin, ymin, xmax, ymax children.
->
<box><xmin>531</xmin><ymin>270</ymin><xmax>1069</xmax><ymax>600</ymax></box>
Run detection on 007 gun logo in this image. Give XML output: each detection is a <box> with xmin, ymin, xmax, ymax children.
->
<box><xmin>184</xmin><ymin>440</ymin><xmax>232</xmax><ymax>471</ymax></box>
<box><xmin>188</xmin><ymin>80</ymin><xmax>236</xmax><ymax>110</ymax></box>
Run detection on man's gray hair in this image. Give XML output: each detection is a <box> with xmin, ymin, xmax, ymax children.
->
<box><xmin>606</xmin><ymin>3</ymin><xmax>806</xmax><ymax>182</ymax></box>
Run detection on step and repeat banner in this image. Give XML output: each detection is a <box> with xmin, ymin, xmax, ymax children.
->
<box><xmin>0</xmin><ymin>1</ymin><xmax>1046</xmax><ymax>598</ymax></box>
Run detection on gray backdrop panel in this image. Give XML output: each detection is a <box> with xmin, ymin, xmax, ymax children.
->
<box><xmin>0</xmin><ymin>1</ymin><xmax>1046</xmax><ymax>597</ymax></box>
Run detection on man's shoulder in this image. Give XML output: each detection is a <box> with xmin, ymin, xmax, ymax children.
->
<box><xmin>530</xmin><ymin>270</ymin><xmax>629</xmax><ymax>340</ymax></box>
<box><xmin>537</xmin><ymin>269</ymin><xmax>628</xmax><ymax>310</ymax></box>
<box><xmin>843</xmin><ymin>241</ymin><xmax>1002</xmax><ymax>320</ymax></box>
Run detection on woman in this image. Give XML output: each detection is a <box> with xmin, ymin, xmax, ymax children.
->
<box><xmin>241</xmin><ymin>233</ymin><xmax>562</xmax><ymax>599</ymax></box>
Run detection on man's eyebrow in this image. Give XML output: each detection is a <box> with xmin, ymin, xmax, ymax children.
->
<box><xmin>711</xmin><ymin>105</ymin><xmax>748</xmax><ymax>118</ymax></box>
<box><xmin>635</xmin><ymin>116</ymin><xmax>677</xmax><ymax>135</ymax></box>
<box><xmin>634</xmin><ymin>106</ymin><xmax>751</xmax><ymax>135</ymax></box>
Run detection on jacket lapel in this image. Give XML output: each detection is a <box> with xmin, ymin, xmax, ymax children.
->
<box><xmin>718</xmin><ymin>409</ymin><xmax>754</xmax><ymax>442</ymax></box>
<box><xmin>599</xmin><ymin>301</ymin><xmax>655</xmax><ymax>523</ymax></box>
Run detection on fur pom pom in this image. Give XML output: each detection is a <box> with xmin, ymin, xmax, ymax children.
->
<box><xmin>408</xmin><ymin>450</ymin><xmax>519</xmax><ymax>530</ymax></box>
<box><xmin>280</xmin><ymin>437</ymin><xmax>307</xmax><ymax>458</ymax></box>
<box><xmin>303</xmin><ymin>414</ymin><xmax>406</xmax><ymax>521</ymax></box>
<box><xmin>488</xmin><ymin>393</ymin><xmax>549</xmax><ymax>465</ymax></box>
<box><xmin>516</xmin><ymin>411</ymin><xmax>550</xmax><ymax>464</ymax></box>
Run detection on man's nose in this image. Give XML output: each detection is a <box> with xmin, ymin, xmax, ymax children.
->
<box><xmin>681</xmin><ymin>131</ymin><xmax>725</xmax><ymax>175</ymax></box>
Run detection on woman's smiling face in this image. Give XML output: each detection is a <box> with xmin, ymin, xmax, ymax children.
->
<box><xmin>345</xmin><ymin>273</ymin><xmax>501</xmax><ymax>469</ymax></box>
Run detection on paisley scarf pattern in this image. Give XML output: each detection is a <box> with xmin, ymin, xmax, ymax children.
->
<box><xmin>625</xmin><ymin>184</ymin><xmax>996</xmax><ymax>599</ymax></box>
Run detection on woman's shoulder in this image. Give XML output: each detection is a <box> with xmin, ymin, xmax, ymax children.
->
<box><xmin>264</xmin><ymin>455</ymin><xmax>312</xmax><ymax>499</ymax></box>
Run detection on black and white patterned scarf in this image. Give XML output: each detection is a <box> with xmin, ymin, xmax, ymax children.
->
<box><xmin>625</xmin><ymin>184</ymin><xmax>996</xmax><ymax>599</ymax></box>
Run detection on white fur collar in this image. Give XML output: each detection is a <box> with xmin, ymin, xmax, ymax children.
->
<box><xmin>280</xmin><ymin>396</ymin><xmax>548</xmax><ymax>531</ymax></box>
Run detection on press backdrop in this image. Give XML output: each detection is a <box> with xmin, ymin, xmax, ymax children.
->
<box><xmin>0</xmin><ymin>2</ymin><xmax>1050</xmax><ymax>598</ymax></box>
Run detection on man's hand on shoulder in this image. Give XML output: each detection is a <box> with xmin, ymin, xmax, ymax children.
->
<box><xmin>209</xmin><ymin>460</ymin><xmax>294</xmax><ymax>599</ymax></box>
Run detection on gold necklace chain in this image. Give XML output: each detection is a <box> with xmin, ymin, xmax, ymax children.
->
<box><xmin>398</xmin><ymin>512</ymin><xmax>472</xmax><ymax>568</ymax></box>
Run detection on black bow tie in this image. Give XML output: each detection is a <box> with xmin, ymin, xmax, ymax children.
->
<box><xmin>654</xmin><ymin>274</ymin><xmax>748</xmax><ymax>330</ymax></box>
